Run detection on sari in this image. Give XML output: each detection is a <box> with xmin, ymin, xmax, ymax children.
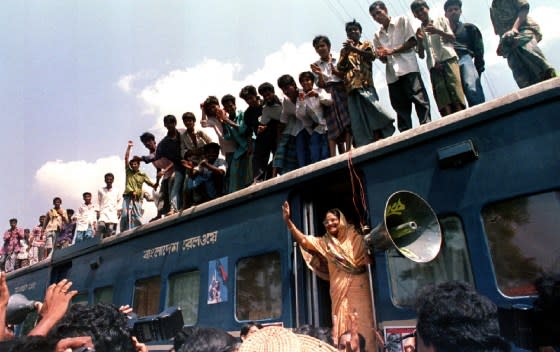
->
<box><xmin>301</xmin><ymin>211</ymin><xmax>376</xmax><ymax>352</ymax></box>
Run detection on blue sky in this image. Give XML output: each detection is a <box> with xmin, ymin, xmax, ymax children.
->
<box><xmin>2</xmin><ymin>0</ymin><xmax>559</xmax><ymax>229</ymax></box>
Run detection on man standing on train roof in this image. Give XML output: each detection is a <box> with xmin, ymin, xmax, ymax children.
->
<box><xmin>75</xmin><ymin>192</ymin><xmax>97</xmax><ymax>243</ymax></box>
<box><xmin>371</xmin><ymin>1</ymin><xmax>431</xmax><ymax>132</ymax></box>
<box><xmin>29</xmin><ymin>215</ymin><xmax>46</xmax><ymax>264</ymax></box>
<box><xmin>43</xmin><ymin>197</ymin><xmax>69</xmax><ymax>258</ymax></box>
<box><xmin>97</xmin><ymin>173</ymin><xmax>122</xmax><ymax>238</ymax></box>
<box><xmin>3</xmin><ymin>218</ymin><xmax>24</xmax><ymax>272</ymax></box>
<box><xmin>337</xmin><ymin>20</ymin><xmax>395</xmax><ymax>147</ymax></box>
<box><xmin>444</xmin><ymin>0</ymin><xmax>486</xmax><ymax>107</ymax></box>
<box><xmin>120</xmin><ymin>140</ymin><xmax>158</xmax><ymax>232</ymax></box>
<box><xmin>157</xmin><ymin>115</ymin><xmax>184</xmax><ymax>215</ymax></box>
<box><xmin>137</xmin><ymin>132</ymin><xmax>173</xmax><ymax>220</ymax></box>
<box><xmin>490</xmin><ymin>0</ymin><xmax>556</xmax><ymax>88</ymax></box>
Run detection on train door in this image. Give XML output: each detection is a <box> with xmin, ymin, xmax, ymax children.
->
<box><xmin>296</xmin><ymin>168</ymin><xmax>367</xmax><ymax>328</ymax></box>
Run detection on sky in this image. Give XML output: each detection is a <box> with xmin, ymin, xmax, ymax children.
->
<box><xmin>1</xmin><ymin>0</ymin><xmax>559</xmax><ymax>229</ymax></box>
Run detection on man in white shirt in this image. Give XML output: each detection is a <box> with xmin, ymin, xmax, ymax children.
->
<box><xmin>96</xmin><ymin>173</ymin><xmax>122</xmax><ymax>238</ymax></box>
<box><xmin>295</xmin><ymin>71</ymin><xmax>332</xmax><ymax>164</ymax></box>
<box><xmin>75</xmin><ymin>192</ymin><xmax>98</xmax><ymax>243</ymax></box>
<box><xmin>371</xmin><ymin>0</ymin><xmax>431</xmax><ymax>132</ymax></box>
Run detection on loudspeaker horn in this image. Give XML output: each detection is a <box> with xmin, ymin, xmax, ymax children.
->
<box><xmin>6</xmin><ymin>293</ymin><xmax>37</xmax><ymax>325</ymax></box>
<box><xmin>364</xmin><ymin>190</ymin><xmax>442</xmax><ymax>263</ymax></box>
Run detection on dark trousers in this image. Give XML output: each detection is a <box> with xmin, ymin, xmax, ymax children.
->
<box><xmin>388</xmin><ymin>72</ymin><xmax>431</xmax><ymax>132</ymax></box>
<box><xmin>252</xmin><ymin>120</ymin><xmax>279</xmax><ymax>180</ymax></box>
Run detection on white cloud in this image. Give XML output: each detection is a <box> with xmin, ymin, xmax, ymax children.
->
<box><xmin>531</xmin><ymin>6</ymin><xmax>560</xmax><ymax>47</ymax></box>
<box><xmin>117</xmin><ymin>74</ymin><xmax>135</xmax><ymax>93</ymax></box>
<box><xmin>119</xmin><ymin>42</ymin><xmax>317</xmax><ymax>128</ymax></box>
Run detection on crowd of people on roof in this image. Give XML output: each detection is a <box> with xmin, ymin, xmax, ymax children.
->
<box><xmin>2</xmin><ymin>0</ymin><xmax>556</xmax><ymax>273</ymax></box>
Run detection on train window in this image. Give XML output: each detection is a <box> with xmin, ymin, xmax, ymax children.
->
<box><xmin>167</xmin><ymin>271</ymin><xmax>200</xmax><ymax>325</ymax></box>
<box><xmin>72</xmin><ymin>293</ymin><xmax>89</xmax><ymax>305</ymax></box>
<box><xmin>133</xmin><ymin>276</ymin><xmax>161</xmax><ymax>316</ymax></box>
<box><xmin>387</xmin><ymin>216</ymin><xmax>474</xmax><ymax>306</ymax></box>
<box><xmin>482</xmin><ymin>191</ymin><xmax>560</xmax><ymax>296</ymax></box>
<box><xmin>94</xmin><ymin>286</ymin><xmax>114</xmax><ymax>304</ymax></box>
<box><xmin>236</xmin><ymin>252</ymin><xmax>282</xmax><ymax>321</ymax></box>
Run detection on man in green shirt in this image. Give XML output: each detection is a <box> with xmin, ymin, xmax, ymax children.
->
<box><xmin>120</xmin><ymin>141</ymin><xmax>157</xmax><ymax>232</ymax></box>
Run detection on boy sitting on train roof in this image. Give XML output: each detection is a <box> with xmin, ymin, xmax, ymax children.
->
<box><xmin>185</xmin><ymin>142</ymin><xmax>226</xmax><ymax>206</ymax></box>
<box><xmin>120</xmin><ymin>140</ymin><xmax>158</xmax><ymax>232</ymax></box>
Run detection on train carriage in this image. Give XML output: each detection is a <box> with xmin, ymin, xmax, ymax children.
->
<box><xmin>6</xmin><ymin>78</ymin><xmax>560</xmax><ymax>350</ymax></box>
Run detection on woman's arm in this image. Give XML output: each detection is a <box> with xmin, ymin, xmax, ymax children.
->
<box><xmin>282</xmin><ymin>201</ymin><xmax>314</xmax><ymax>251</ymax></box>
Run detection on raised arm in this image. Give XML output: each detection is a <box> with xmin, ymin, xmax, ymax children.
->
<box><xmin>28</xmin><ymin>279</ymin><xmax>78</xmax><ymax>336</ymax></box>
<box><xmin>282</xmin><ymin>201</ymin><xmax>314</xmax><ymax>251</ymax></box>
<box><xmin>125</xmin><ymin>140</ymin><xmax>133</xmax><ymax>168</ymax></box>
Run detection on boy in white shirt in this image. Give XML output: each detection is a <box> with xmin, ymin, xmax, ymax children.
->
<box><xmin>296</xmin><ymin>71</ymin><xmax>332</xmax><ymax>164</ymax></box>
<box><xmin>75</xmin><ymin>192</ymin><xmax>98</xmax><ymax>243</ymax></box>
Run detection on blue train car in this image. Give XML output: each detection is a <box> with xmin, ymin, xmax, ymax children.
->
<box><xmin>6</xmin><ymin>78</ymin><xmax>560</xmax><ymax>350</ymax></box>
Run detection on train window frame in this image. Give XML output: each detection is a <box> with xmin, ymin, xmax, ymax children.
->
<box><xmin>386</xmin><ymin>215</ymin><xmax>475</xmax><ymax>307</ymax></box>
<box><xmin>94</xmin><ymin>285</ymin><xmax>114</xmax><ymax>304</ymax></box>
<box><xmin>235</xmin><ymin>251</ymin><xmax>282</xmax><ymax>322</ymax></box>
<box><xmin>481</xmin><ymin>190</ymin><xmax>560</xmax><ymax>297</ymax></box>
<box><xmin>72</xmin><ymin>292</ymin><xmax>89</xmax><ymax>305</ymax></box>
<box><xmin>166</xmin><ymin>270</ymin><xmax>201</xmax><ymax>326</ymax></box>
<box><xmin>133</xmin><ymin>276</ymin><xmax>162</xmax><ymax>317</ymax></box>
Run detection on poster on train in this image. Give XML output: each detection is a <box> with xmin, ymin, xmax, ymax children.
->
<box><xmin>208</xmin><ymin>256</ymin><xmax>228</xmax><ymax>304</ymax></box>
<box><xmin>383</xmin><ymin>326</ymin><xmax>416</xmax><ymax>352</ymax></box>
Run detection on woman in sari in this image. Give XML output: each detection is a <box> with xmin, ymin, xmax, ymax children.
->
<box><xmin>282</xmin><ymin>201</ymin><xmax>376</xmax><ymax>352</ymax></box>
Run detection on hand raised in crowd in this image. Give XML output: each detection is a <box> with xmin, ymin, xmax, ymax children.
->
<box><xmin>119</xmin><ymin>304</ymin><xmax>134</xmax><ymax>316</ymax></box>
<box><xmin>342</xmin><ymin>39</ymin><xmax>357</xmax><ymax>52</ymax></box>
<box><xmin>132</xmin><ymin>336</ymin><xmax>148</xmax><ymax>352</ymax></box>
<box><xmin>341</xmin><ymin>311</ymin><xmax>360</xmax><ymax>352</ymax></box>
<box><xmin>128</xmin><ymin>140</ymin><xmax>134</xmax><ymax>148</ymax></box>
<box><xmin>310</xmin><ymin>63</ymin><xmax>322</xmax><ymax>75</ymax></box>
<box><xmin>29</xmin><ymin>279</ymin><xmax>78</xmax><ymax>336</ymax></box>
<box><xmin>54</xmin><ymin>336</ymin><xmax>94</xmax><ymax>352</ymax></box>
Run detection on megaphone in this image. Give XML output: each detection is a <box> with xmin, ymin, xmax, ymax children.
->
<box><xmin>364</xmin><ymin>190</ymin><xmax>442</xmax><ymax>263</ymax></box>
<box><xmin>6</xmin><ymin>293</ymin><xmax>38</xmax><ymax>325</ymax></box>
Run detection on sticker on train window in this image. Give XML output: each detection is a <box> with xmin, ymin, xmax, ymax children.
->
<box><xmin>208</xmin><ymin>257</ymin><xmax>228</xmax><ymax>304</ymax></box>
